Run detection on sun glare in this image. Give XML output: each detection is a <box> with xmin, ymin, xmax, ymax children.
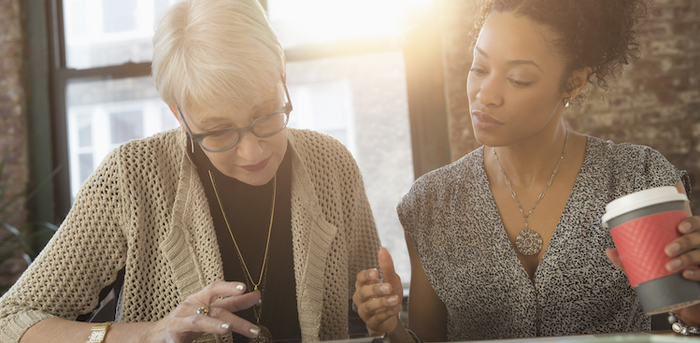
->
<box><xmin>268</xmin><ymin>0</ymin><xmax>433</xmax><ymax>49</ymax></box>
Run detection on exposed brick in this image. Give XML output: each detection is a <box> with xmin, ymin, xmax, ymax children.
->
<box><xmin>442</xmin><ymin>0</ymin><xmax>700</xmax><ymax>216</ymax></box>
<box><xmin>0</xmin><ymin>0</ymin><xmax>28</xmax><ymax>291</ymax></box>
<box><xmin>672</xmin><ymin>21</ymin><xmax>700</xmax><ymax>35</ymax></box>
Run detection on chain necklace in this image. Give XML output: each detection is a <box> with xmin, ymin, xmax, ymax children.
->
<box><xmin>208</xmin><ymin>170</ymin><xmax>275</xmax><ymax>343</ymax></box>
<box><xmin>492</xmin><ymin>130</ymin><xmax>568</xmax><ymax>256</ymax></box>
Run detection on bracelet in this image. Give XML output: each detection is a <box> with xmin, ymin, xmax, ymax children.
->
<box><xmin>668</xmin><ymin>312</ymin><xmax>700</xmax><ymax>336</ymax></box>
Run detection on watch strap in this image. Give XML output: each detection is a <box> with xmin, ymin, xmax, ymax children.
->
<box><xmin>87</xmin><ymin>321</ymin><xmax>114</xmax><ymax>343</ymax></box>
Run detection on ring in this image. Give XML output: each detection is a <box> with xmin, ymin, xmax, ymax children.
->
<box><xmin>196</xmin><ymin>306</ymin><xmax>209</xmax><ymax>315</ymax></box>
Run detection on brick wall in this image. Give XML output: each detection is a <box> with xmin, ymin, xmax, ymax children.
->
<box><xmin>0</xmin><ymin>0</ymin><xmax>29</xmax><ymax>290</ymax></box>
<box><xmin>440</xmin><ymin>0</ymin><xmax>700</xmax><ymax>214</ymax></box>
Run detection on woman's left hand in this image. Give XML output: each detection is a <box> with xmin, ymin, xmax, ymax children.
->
<box><xmin>662</xmin><ymin>216</ymin><xmax>700</xmax><ymax>281</ymax></box>
<box><xmin>607</xmin><ymin>215</ymin><xmax>700</xmax><ymax>326</ymax></box>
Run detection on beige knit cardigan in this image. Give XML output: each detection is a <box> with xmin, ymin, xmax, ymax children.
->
<box><xmin>0</xmin><ymin>128</ymin><xmax>381</xmax><ymax>342</ymax></box>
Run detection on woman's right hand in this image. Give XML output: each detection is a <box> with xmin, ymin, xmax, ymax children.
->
<box><xmin>145</xmin><ymin>280</ymin><xmax>261</xmax><ymax>343</ymax></box>
<box><xmin>353</xmin><ymin>247</ymin><xmax>404</xmax><ymax>336</ymax></box>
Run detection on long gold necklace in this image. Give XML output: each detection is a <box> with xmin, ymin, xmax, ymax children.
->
<box><xmin>208</xmin><ymin>170</ymin><xmax>275</xmax><ymax>343</ymax></box>
<box><xmin>492</xmin><ymin>130</ymin><xmax>568</xmax><ymax>256</ymax></box>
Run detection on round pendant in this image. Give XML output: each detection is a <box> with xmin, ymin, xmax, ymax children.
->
<box><xmin>250</xmin><ymin>325</ymin><xmax>272</xmax><ymax>343</ymax></box>
<box><xmin>515</xmin><ymin>228</ymin><xmax>543</xmax><ymax>256</ymax></box>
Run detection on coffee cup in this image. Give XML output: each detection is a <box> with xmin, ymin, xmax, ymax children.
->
<box><xmin>602</xmin><ymin>186</ymin><xmax>700</xmax><ymax>314</ymax></box>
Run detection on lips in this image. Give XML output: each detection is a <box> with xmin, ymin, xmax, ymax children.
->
<box><xmin>471</xmin><ymin>110</ymin><xmax>503</xmax><ymax>131</ymax></box>
<box><xmin>240</xmin><ymin>156</ymin><xmax>271</xmax><ymax>172</ymax></box>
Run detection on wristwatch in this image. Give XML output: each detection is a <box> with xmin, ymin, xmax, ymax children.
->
<box><xmin>87</xmin><ymin>321</ymin><xmax>114</xmax><ymax>343</ymax></box>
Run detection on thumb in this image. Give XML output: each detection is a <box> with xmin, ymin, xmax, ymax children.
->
<box><xmin>378</xmin><ymin>247</ymin><xmax>400</xmax><ymax>285</ymax></box>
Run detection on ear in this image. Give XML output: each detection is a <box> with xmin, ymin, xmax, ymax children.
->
<box><xmin>567</xmin><ymin>66</ymin><xmax>592</xmax><ymax>99</ymax></box>
<box><xmin>168</xmin><ymin>104</ymin><xmax>187</xmax><ymax>132</ymax></box>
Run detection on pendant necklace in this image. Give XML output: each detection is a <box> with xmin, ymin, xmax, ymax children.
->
<box><xmin>492</xmin><ymin>130</ymin><xmax>568</xmax><ymax>256</ymax></box>
<box><xmin>208</xmin><ymin>170</ymin><xmax>276</xmax><ymax>343</ymax></box>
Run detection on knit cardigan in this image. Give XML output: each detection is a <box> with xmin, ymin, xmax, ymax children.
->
<box><xmin>0</xmin><ymin>128</ymin><xmax>381</xmax><ymax>343</ymax></box>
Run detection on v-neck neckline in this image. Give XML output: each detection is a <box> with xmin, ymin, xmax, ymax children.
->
<box><xmin>478</xmin><ymin>135</ymin><xmax>594</xmax><ymax>283</ymax></box>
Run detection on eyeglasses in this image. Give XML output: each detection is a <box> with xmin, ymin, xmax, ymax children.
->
<box><xmin>176</xmin><ymin>83</ymin><xmax>293</xmax><ymax>153</ymax></box>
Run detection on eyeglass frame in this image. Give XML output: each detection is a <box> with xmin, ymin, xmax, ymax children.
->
<box><xmin>175</xmin><ymin>82</ymin><xmax>293</xmax><ymax>153</ymax></box>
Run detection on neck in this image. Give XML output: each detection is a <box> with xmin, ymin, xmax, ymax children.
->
<box><xmin>489</xmin><ymin>124</ymin><xmax>569</xmax><ymax>188</ymax></box>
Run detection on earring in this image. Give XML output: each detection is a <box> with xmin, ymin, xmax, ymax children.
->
<box><xmin>564</xmin><ymin>97</ymin><xmax>571</xmax><ymax>108</ymax></box>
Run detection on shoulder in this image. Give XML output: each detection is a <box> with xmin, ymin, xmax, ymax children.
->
<box><xmin>98</xmin><ymin>129</ymin><xmax>182</xmax><ymax>181</ymax></box>
<box><xmin>115</xmin><ymin>128</ymin><xmax>181</xmax><ymax>157</ymax></box>
<box><xmin>397</xmin><ymin>147</ymin><xmax>484</xmax><ymax>223</ymax></box>
<box><xmin>584</xmin><ymin>135</ymin><xmax>686</xmax><ymax>193</ymax></box>
<box><xmin>288</xmin><ymin>128</ymin><xmax>356</xmax><ymax>167</ymax></box>
<box><xmin>405</xmin><ymin>147</ymin><xmax>483</xmax><ymax>199</ymax></box>
<box><xmin>586</xmin><ymin>135</ymin><xmax>674</xmax><ymax>171</ymax></box>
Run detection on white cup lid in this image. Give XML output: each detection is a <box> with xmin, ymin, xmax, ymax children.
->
<box><xmin>601</xmin><ymin>186</ymin><xmax>688</xmax><ymax>226</ymax></box>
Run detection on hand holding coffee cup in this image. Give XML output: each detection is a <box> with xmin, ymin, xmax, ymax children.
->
<box><xmin>602</xmin><ymin>186</ymin><xmax>700</xmax><ymax>315</ymax></box>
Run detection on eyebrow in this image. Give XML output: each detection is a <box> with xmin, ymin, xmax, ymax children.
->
<box><xmin>475</xmin><ymin>46</ymin><xmax>543</xmax><ymax>71</ymax></box>
<box><xmin>196</xmin><ymin>96</ymin><xmax>280</xmax><ymax>128</ymax></box>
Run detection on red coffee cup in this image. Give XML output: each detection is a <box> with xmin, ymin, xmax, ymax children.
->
<box><xmin>602</xmin><ymin>186</ymin><xmax>700</xmax><ymax>314</ymax></box>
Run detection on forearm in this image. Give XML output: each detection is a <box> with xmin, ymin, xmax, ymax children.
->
<box><xmin>20</xmin><ymin>317</ymin><xmax>154</xmax><ymax>343</ymax></box>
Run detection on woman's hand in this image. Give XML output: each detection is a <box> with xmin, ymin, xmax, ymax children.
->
<box><xmin>606</xmin><ymin>215</ymin><xmax>700</xmax><ymax>326</ymax></box>
<box><xmin>145</xmin><ymin>281</ymin><xmax>261</xmax><ymax>343</ymax></box>
<box><xmin>353</xmin><ymin>247</ymin><xmax>403</xmax><ymax>336</ymax></box>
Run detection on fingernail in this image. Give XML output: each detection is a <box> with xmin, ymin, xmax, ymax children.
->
<box><xmin>666</xmin><ymin>242</ymin><xmax>681</xmax><ymax>256</ymax></box>
<box><xmin>236</xmin><ymin>284</ymin><xmax>245</xmax><ymax>291</ymax></box>
<box><xmin>369</xmin><ymin>270</ymin><xmax>378</xmax><ymax>279</ymax></box>
<box><xmin>667</xmin><ymin>259</ymin><xmax>682</xmax><ymax>272</ymax></box>
<box><xmin>250</xmin><ymin>327</ymin><xmax>260</xmax><ymax>336</ymax></box>
<box><xmin>257</xmin><ymin>298</ymin><xmax>263</xmax><ymax>306</ymax></box>
<box><xmin>684</xmin><ymin>269</ymin><xmax>698</xmax><ymax>278</ymax></box>
<box><xmin>221</xmin><ymin>323</ymin><xmax>231</xmax><ymax>330</ymax></box>
<box><xmin>387</xmin><ymin>295</ymin><xmax>399</xmax><ymax>305</ymax></box>
<box><xmin>679</xmin><ymin>222</ymin><xmax>692</xmax><ymax>234</ymax></box>
<box><xmin>380</xmin><ymin>284</ymin><xmax>390</xmax><ymax>294</ymax></box>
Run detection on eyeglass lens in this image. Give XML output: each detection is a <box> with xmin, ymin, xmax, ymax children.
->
<box><xmin>201</xmin><ymin>111</ymin><xmax>288</xmax><ymax>151</ymax></box>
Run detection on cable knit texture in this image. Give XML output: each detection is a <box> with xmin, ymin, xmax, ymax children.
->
<box><xmin>0</xmin><ymin>128</ymin><xmax>380</xmax><ymax>343</ymax></box>
<box><xmin>399</xmin><ymin>136</ymin><xmax>689</xmax><ymax>341</ymax></box>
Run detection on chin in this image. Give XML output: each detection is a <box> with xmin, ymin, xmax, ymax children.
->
<box><xmin>233</xmin><ymin>172</ymin><xmax>274</xmax><ymax>186</ymax></box>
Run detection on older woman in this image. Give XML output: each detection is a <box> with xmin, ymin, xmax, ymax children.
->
<box><xmin>354</xmin><ymin>0</ymin><xmax>700</xmax><ymax>341</ymax></box>
<box><xmin>0</xmin><ymin>0</ymin><xmax>380</xmax><ymax>342</ymax></box>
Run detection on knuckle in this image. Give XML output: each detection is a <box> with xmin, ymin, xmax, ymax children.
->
<box><xmin>209</xmin><ymin>307</ymin><xmax>227</xmax><ymax>317</ymax></box>
<box><xmin>185</xmin><ymin>293</ymin><xmax>199</xmax><ymax>303</ymax></box>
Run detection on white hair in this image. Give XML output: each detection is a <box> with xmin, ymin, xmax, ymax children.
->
<box><xmin>152</xmin><ymin>0</ymin><xmax>285</xmax><ymax>112</ymax></box>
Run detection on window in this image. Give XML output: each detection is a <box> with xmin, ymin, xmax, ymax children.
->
<box><xmin>267</xmin><ymin>0</ymin><xmax>434</xmax><ymax>282</ymax></box>
<box><xmin>49</xmin><ymin>0</ymin><xmax>450</xmax><ymax>285</ymax></box>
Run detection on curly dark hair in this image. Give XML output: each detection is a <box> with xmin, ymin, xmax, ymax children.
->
<box><xmin>470</xmin><ymin>0</ymin><xmax>648</xmax><ymax>101</ymax></box>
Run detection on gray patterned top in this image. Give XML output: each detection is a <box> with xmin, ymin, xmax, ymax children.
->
<box><xmin>398</xmin><ymin>136</ymin><xmax>690</xmax><ymax>341</ymax></box>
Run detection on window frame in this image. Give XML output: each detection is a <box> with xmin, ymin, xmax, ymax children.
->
<box><xmin>44</xmin><ymin>0</ymin><xmax>450</xmax><ymax>221</ymax></box>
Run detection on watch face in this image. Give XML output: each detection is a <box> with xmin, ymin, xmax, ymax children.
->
<box><xmin>89</xmin><ymin>331</ymin><xmax>106</xmax><ymax>341</ymax></box>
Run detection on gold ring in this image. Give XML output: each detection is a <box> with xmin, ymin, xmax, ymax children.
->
<box><xmin>196</xmin><ymin>306</ymin><xmax>209</xmax><ymax>315</ymax></box>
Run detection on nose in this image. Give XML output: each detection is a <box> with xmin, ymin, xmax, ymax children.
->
<box><xmin>473</xmin><ymin>75</ymin><xmax>503</xmax><ymax>107</ymax></box>
<box><xmin>234</xmin><ymin>131</ymin><xmax>264</xmax><ymax>161</ymax></box>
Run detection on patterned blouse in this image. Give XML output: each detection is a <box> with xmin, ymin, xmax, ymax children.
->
<box><xmin>398</xmin><ymin>136</ymin><xmax>690</xmax><ymax>341</ymax></box>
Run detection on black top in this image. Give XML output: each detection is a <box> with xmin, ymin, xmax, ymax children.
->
<box><xmin>189</xmin><ymin>141</ymin><xmax>301</xmax><ymax>342</ymax></box>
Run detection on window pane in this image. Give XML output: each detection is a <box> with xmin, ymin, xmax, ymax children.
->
<box><xmin>77</xmin><ymin>114</ymin><xmax>92</xmax><ymax>147</ymax></box>
<box><xmin>66</xmin><ymin>76</ymin><xmax>172</xmax><ymax>200</ymax></box>
<box><xmin>102</xmin><ymin>0</ymin><xmax>137</xmax><ymax>33</ymax></box>
<box><xmin>110</xmin><ymin>111</ymin><xmax>143</xmax><ymax>144</ymax></box>
<box><xmin>268</xmin><ymin>0</ymin><xmax>430</xmax><ymax>49</ymax></box>
<box><xmin>62</xmin><ymin>0</ymin><xmax>176</xmax><ymax>69</ymax></box>
<box><xmin>286</xmin><ymin>51</ymin><xmax>414</xmax><ymax>281</ymax></box>
<box><xmin>78</xmin><ymin>153</ymin><xmax>94</xmax><ymax>186</ymax></box>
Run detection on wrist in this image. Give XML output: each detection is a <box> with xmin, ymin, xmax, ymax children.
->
<box><xmin>668</xmin><ymin>312</ymin><xmax>700</xmax><ymax>336</ymax></box>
